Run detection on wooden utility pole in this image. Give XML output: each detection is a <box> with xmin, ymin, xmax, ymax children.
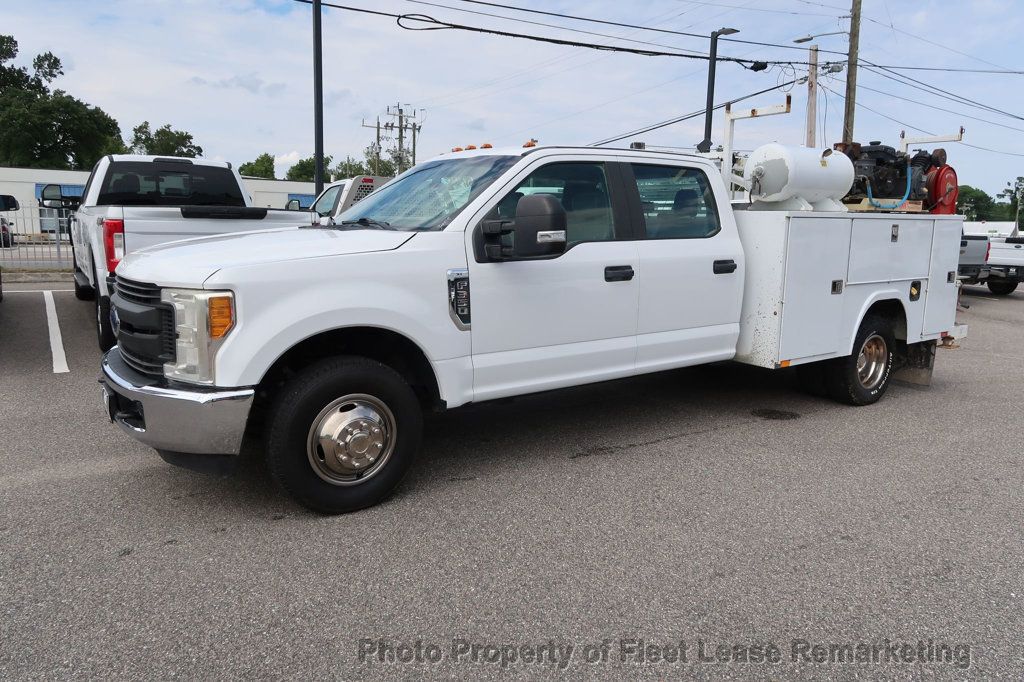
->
<box><xmin>806</xmin><ymin>45</ymin><xmax>819</xmax><ymax>147</ymax></box>
<box><xmin>842</xmin><ymin>0</ymin><xmax>862</xmax><ymax>144</ymax></box>
<box><xmin>360</xmin><ymin>117</ymin><xmax>382</xmax><ymax>174</ymax></box>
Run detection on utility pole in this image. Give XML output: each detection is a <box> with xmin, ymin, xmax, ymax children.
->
<box><xmin>312</xmin><ymin>0</ymin><xmax>324</xmax><ymax>194</ymax></box>
<box><xmin>842</xmin><ymin>0</ymin><xmax>862</xmax><ymax>145</ymax></box>
<box><xmin>383</xmin><ymin>104</ymin><xmax>421</xmax><ymax>174</ymax></box>
<box><xmin>361</xmin><ymin>117</ymin><xmax>382</xmax><ymax>174</ymax></box>
<box><xmin>397</xmin><ymin>105</ymin><xmax>405</xmax><ymax>172</ymax></box>
<box><xmin>806</xmin><ymin>45</ymin><xmax>819</xmax><ymax>147</ymax></box>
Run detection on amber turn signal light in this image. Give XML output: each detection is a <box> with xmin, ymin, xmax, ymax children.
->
<box><xmin>208</xmin><ymin>295</ymin><xmax>235</xmax><ymax>338</ymax></box>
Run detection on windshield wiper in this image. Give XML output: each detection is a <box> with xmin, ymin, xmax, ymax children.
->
<box><xmin>337</xmin><ymin>217</ymin><xmax>395</xmax><ymax>230</ymax></box>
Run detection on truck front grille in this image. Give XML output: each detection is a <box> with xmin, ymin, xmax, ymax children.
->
<box><xmin>112</xmin><ymin>276</ymin><xmax>175</xmax><ymax>379</ymax></box>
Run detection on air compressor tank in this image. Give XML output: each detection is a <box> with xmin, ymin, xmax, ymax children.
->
<box><xmin>744</xmin><ymin>143</ymin><xmax>855</xmax><ymax>211</ymax></box>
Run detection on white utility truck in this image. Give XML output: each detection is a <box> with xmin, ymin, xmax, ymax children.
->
<box><xmin>99</xmin><ymin>144</ymin><xmax>965</xmax><ymax>513</ymax></box>
<box><xmin>42</xmin><ymin>155</ymin><xmax>315</xmax><ymax>350</ymax></box>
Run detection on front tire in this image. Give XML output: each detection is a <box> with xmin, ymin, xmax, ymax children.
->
<box><xmin>987</xmin><ymin>280</ymin><xmax>1018</xmax><ymax>296</ymax></box>
<box><xmin>823</xmin><ymin>314</ymin><xmax>895</xmax><ymax>406</ymax></box>
<box><xmin>95</xmin><ymin>293</ymin><xmax>116</xmax><ymax>352</ymax></box>
<box><xmin>265</xmin><ymin>356</ymin><xmax>423</xmax><ymax>514</ymax></box>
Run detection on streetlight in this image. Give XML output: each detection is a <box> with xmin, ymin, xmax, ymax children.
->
<box><xmin>697</xmin><ymin>27</ymin><xmax>739</xmax><ymax>154</ymax></box>
<box><xmin>793</xmin><ymin>30</ymin><xmax>846</xmax><ymax>44</ymax></box>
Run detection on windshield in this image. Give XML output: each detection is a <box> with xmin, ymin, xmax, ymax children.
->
<box><xmin>337</xmin><ymin>155</ymin><xmax>518</xmax><ymax>231</ymax></box>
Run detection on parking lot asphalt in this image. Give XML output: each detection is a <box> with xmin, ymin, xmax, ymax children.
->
<box><xmin>0</xmin><ymin>283</ymin><xmax>1021</xmax><ymax>679</ymax></box>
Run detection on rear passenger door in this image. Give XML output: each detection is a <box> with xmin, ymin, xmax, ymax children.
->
<box><xmin>626</xmin><ymin>162</ymin><xmax>744</xmax><ymax>373</ymax></box>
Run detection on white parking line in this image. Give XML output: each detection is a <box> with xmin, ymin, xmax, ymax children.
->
<box><xmin>42</xmin><ymin>290</ymin><xmax>70</xmax><ymax>374</ymax></box>
<box><xmin>3</xmin><ymin>289</ymin><xmax>75</xmax><ymax>293</ymax></box>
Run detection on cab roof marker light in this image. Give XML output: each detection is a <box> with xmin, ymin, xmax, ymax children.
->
<box><xmin>480</xmin><ymin>143</ymin><xmax>493</xmax><ymax>149</ymax></box>
<box><xmin>465</xmin><ymin>145</ymin><xmax>477</xmax><ymax>150</ymax></box>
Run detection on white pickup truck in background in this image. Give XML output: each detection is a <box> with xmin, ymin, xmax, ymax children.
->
<box><xmin>99</xmin><ymin>144</ymin><xmax>965</xmax><ymax>514</ymax></box>
<box><xmin>42</xmin><ymin>155</ymin><xmax>315</xmax><ymax>350</ymax></box>
<box><xmin>985</xmin><ymin>236</ymin><xmax>1024</xmax><ymax>295</ymax></box>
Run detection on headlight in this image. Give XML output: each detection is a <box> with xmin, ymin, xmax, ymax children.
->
<box><xmin>160</xmin><ymin>288</ymin><xmax>235</xmax><ymax>385</ymax></box>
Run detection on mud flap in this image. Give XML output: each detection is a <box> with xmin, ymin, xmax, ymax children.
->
<box><xmin>893</xmin><ymin>340</ymin><xmax>936</xmax><ymax>387</ymax></box>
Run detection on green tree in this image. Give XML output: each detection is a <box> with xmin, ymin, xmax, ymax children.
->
<box><xmin>129</xmin><ymin>121</ymin><xmax>203</xmax><ymax>157</ymax></box>
<box><xmin>333</xmin><ymin>155</ymin><xmax>367</xmax><ymax>178</ymax></box>
<box><xmin>239</xmin><ymin>152</ymin><xmax>276</xmax><ymax>179</ymax></box>
<box><xmin>0</xmin><ymin>36</ymin><xmax>121</xmax><ymax>169</ymax></box>
<box><xmin>997</xmin><ymin>176</ymin><xmax>1023</xmax><ymax>225</ymax></box>
<box><xmin>361</xmin><ymin>144</ymin><xmax>395</xmax><ymax>176</ymax></box>
<box><xmin>957</xmin><ymin>185</ymin><xmax>996</xmax><ymax>221</ymax></box>
<box><xmin>285</xmin><ymin>155</ymin><xmax>332</xmax><ymax>182</ymax></box>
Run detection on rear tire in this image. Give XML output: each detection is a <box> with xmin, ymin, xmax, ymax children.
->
<box><xmin>823</xmin><ymin>314</ymin><xmax>895</xmax><ymax>406</ymax></box>
<box><xmin>95</xmin><ymin>292</ymin><xmax>116</xmax><ymax>352</ymax></box>
<box><xmin>987</xmin><ymin>280</ymin><xmax>1018</xmax><ymax>296</ymax></box>
<box><xmin>265</xmin><ymin>356</ymin><xmax>423</xmax><ymax>514</ymax></box>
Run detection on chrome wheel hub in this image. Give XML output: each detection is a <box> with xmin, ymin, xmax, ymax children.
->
<box><xmin>307</xmin><ymin>394</ymin><xmax>396</xmax><ymax>486</ymax></box>
<box><xmin>856</xmin><ymin>334</ymin><xmax>888</xmax><ymax>390</ymax></box>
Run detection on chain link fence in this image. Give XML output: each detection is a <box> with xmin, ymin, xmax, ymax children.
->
<box><xmin>0</xmin><ymin>206</ymin><xmax>74</xmax><ymax>271</ymax></box>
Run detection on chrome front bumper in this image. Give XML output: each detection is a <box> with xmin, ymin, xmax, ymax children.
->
<box><xmin>100</xmin><ymin>348</ymin><xmax>254</xmax><ymax>456</ymax></box>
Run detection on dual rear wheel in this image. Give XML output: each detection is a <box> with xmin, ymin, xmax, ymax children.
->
<box><xmin>798</xmin><ymin>314</ymin><xmax>896</xmax><ymax>406</ymax></box>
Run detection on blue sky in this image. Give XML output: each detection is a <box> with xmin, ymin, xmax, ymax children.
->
<box><xmin>5</xmin><ymin>0</ymin><xmax>1022</xmax><ymax>195</ymax></box>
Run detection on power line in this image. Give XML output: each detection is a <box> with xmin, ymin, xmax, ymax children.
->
<box><xmin>820</xmin><ymin>83</ymin><xmax>1024</xmax><ymax>158</ymax></box>
<box><xmin>861</xmin><ymin>63</ymin><xmax>1024</xmax><ymax>122</ymax></box>
<box><xmin>450</xmin><ymin>0</ymin><xmax>852</xmax><ymax>56</ymax></box>
<box><xmin>855</xmin><ymin>82</ymin><xmax>1024</xmax><ymax>134</ymax></box>
<box><xmin>405</xmin><ymin>0</ymin><xmax>708</xmax><ymax>55</ymax></box>
<box><xmin>589</xmin><ymin>79</ymin><xmax>799</xmax><ymax>146</ymax></box>
<box><xmin>863</xmin><ymin>16</ymin><xmax>1011</xmax><ymax>71</ymax></box>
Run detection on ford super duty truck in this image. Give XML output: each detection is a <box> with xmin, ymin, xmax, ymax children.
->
<box><xmin>984</xmin><ymin>236</ymin><xmax>1023</xmax><ymax>295</ymax></box>
<box><xmin>42</xmin><ymin>155</ymin><xmax>314</xmax><ymax>351</ymax></box>
<box><xmin>99</xmin><ymin>144</ymin><xmax>966</xmax><ymax>513</ymax></box>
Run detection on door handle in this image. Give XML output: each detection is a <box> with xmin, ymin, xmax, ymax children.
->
<box><xmin>713</xmin><ymin>259</ymin><xmax>738</xmax><ymax>274</ymax></box>
<box><xmin>604</xmin><ymin>265</ymin><xmax>634</xmax><ymax>282</ymax></box>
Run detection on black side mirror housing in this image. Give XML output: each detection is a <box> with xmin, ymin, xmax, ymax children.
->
<box><xmin>39</xmin><ymin>184</ymin><xmax>80</xmax><ymax>209</ymax></box>
<box><xmin>285</xmin><ymin>199</ymin><xmax>301</xmax><ymax>210</ymax></box>
<box><xmin>478</xmin><ymin>193</ymin><xmax>568</xmax><ymax>261</ymax></box>
<box><xmin>0</xmin><ymin>195</ymin><xmax>19</xmax><ymax>211</ymax></box>
<box><xmin>512</xmin><ymin>194</ymin><xmax>567</xmax><ymax>258</ymax></box>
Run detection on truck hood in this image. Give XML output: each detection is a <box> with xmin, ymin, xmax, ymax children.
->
<box><xmin>117</xmin><ymin>227</ymin><xmax>415</xmax><ymax>287</ymax></box>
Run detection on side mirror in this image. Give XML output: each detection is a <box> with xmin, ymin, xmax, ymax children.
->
<box><xmin>0</xmin><ymin>195</ymin><xmax>19</xmax><ymax>211</ymax></box>
<box><xmin>285</xmin><ymin>199</ymin><xmax>301</xmax><ymax>210</ymax></box>
<box><xmin>40</xmin><ymin>184</ymin><xmax>80</xmax><ymax>210</ymax></box>
<box><xmin>512</xmin><ymin>194</ymin><xmax>567</xmax><ymax>258</ymax></box>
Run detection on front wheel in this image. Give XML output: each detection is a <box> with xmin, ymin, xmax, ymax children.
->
<box><xmin>265</xmin><ymin>356</ymin><xmax>423</xmax><ymax>514</ymax></box>
<box><xmin>987</xmin><ymin>280</ymin><xmax>1018</xmax><ymax>296</ymax></box>
<box><xmin>823</xmin><ymin>315</ymin><xmax>895</xmax><ymax>406</ymax></box>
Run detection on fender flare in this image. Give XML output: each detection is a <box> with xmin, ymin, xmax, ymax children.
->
<box><xmin>845</xmin><ymin>290</ymin><xmax>908</xmax><ymax>354</ymax></box>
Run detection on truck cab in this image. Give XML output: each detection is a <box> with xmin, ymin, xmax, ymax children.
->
<box><xmin>98</xmin><ymin>145</ymin><xmax>964</xmax><ymax>514</ymax></box>
<box><xmin>307</xmin><ymin>176</ymin><xmax>390</xmax><ymax>222</ymax></box>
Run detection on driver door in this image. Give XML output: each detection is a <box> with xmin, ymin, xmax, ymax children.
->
<box><xmin>466</xmin><ymin>158</ymin><xmax>640</xmax><ymax>402</ymax></box>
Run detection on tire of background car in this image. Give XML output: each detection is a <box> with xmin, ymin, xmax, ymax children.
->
<box><xmin>987</xmin><ymin>280</ymin><xmax>1019</xmax><ymax>296</ymax></box>
<box><xmin>94</xmin><ymin>274</ymin><xmax>116</xmax><ymax>352</ymax></box>
<box><xmin>822</xmin><ymin>314</ymin><xmax>895</xmax><ymax>406</ymax></box>
<box><xmin>265</xmin><ymin>355</ymin><xmax>424</xmax><ymax>514</ymax></box>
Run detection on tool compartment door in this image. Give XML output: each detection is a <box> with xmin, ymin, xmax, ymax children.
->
<box><xmin>923</xmin><ymin>219</ymin><xmax>961</xmax><ymax>335</ymax></box>
<box><xmin>778</xmin><ymin>216</ymin><xmax>852</xmax><ymax>361</ymax></box>
<box><xmin>848</xmin><ymin>217</ymin><xmax>932</xmax><ymax>284</ymax></box>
